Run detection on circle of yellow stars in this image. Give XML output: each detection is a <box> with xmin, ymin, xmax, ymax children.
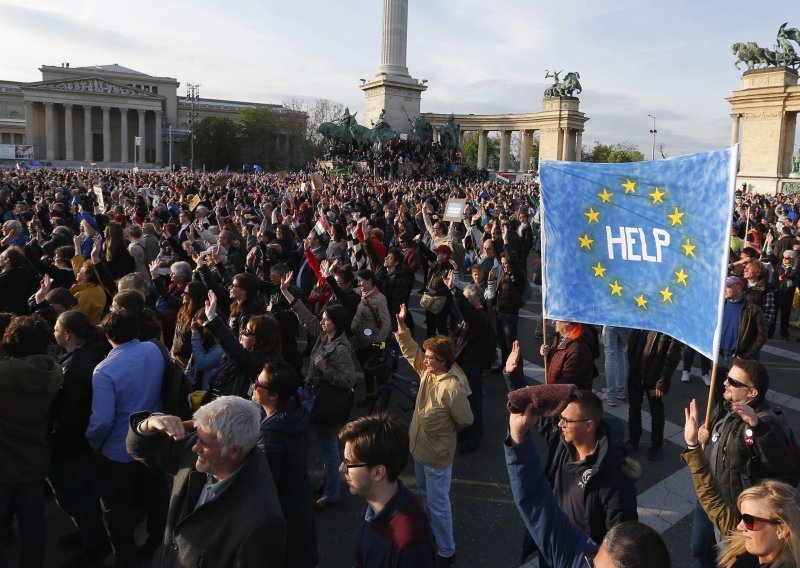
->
<box><xmin>577</xmin><ymin>177</ymin><xmax>697</xmax><ymax>310</ymax></box>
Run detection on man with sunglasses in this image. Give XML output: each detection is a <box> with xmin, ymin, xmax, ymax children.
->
<box><xmin>518</xmin><ymin>391</ymin><xmax>638</xmax><ymax>563</ymax></box>
<box><xmin>338</xmin><ymin>413</ymin><xmax>435</xmax><ymax>567</ymax></box>
<box><xmin>690</xmin><ymin>359</ymin><xmax>797</xmax><ymax>568</ymax></box>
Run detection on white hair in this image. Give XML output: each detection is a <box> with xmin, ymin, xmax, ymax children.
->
<box><xmin>193</xmin><ymin>396</ymin><xmax>260</xmax><ymax>456</ymax></box>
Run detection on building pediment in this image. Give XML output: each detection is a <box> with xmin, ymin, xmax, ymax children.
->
<box><xmin>24</xmin><ymin>77</ymin><xmax>162</xmax><ymax>99</ymax></box>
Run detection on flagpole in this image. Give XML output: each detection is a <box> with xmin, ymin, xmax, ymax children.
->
<box><xmin>703</xmin><ymin>361</ymin><xmax>719</xmax><ymax>438</ymax></box>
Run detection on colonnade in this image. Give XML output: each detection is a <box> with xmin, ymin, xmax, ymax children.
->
<box><xmin>25</xmin><ymin>100</ymin><xmax>162</xmax><ymax>165</ymax></box>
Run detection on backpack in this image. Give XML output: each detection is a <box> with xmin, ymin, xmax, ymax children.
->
<box><xmin>152</xmin><ymin>340</ymin><xmax>194</xmax><ymax>420</ymax></box>
<box><xmin>750</xmin><ymin>408</ymin><xmax>800</xmax><ymax>487</ymax></box>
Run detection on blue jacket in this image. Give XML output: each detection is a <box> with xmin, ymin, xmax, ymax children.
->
<box><xmin>86</xmin><ymin>340</ymin><xmax>164</xmax><ymax>462</ymax></box>
<box><xmin>505</xmin><ymin>434</ymin><xmax>598</xmax><ymax>568</ymax></box>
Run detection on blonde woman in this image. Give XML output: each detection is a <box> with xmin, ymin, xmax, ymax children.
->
<box><xmin>683</xmin><ymin>399</ymin><xmax>800</xmax><ymax>567</ymax></box>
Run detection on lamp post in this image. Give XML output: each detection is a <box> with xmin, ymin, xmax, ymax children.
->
<box><xmin>186</xmin><ymin>83</ymin><xmax>200</xmax><ymax>171</ymax></box>
<box><xmin>168</xmin><ymin>124</ymin><xmax>173</xmax><ymax>172</ymax></box>
<box><xmin>648</xmin><ymin>114</ymin><xmax>657</xmax><ymax>161</ymax></box>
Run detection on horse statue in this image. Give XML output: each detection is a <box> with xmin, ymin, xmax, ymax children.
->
<box><xmin>371</xmin><ymin>110</ymin><xmax>396</xmax><ymax>143</ymax></box>
<box><xmin>544</xmin><ymin>71</ymin><xmax>582</xmax><ymax>97</ymax></box>
<box><xmin>409</xmin><ymin>115</ymin><xmax>433</xmax><ymax>146</ymax></box>
<box><xmin>437</xmin><ymin>114</ymin><xmax>460</xmax><ymax>150</ymax></box>
<box><xmin>775</xmin><ymin>22</ymin><xmax>800</xmax><ymax>68</ymax></box>
<box><xmin>732</xmin><ymin>42</ymin><xmax>778</xmax><ymax>70</ymax></box>
<box><xmin>318</xmin><ymin>107</ymin><xmax>363</xmax><ymax>144</ymax></box>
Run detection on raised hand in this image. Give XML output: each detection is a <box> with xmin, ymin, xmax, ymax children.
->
<box><xmin>90</xmin><ymin>236</ymin><xmax>103</xmax><ymax>264</ymax></box>
<box><xmin>684</xmin><ymin>398</ymin><xmax>700</xmax><ymax>447</ymax></box>
<box><xmin>505</xmin><ymin>340</ymin><xmax>522</xmax><ymax>374</ymax></box>
<box><xmin>396</xmin><ymin>303</ymin><xmax>408</xmax><ymax>331</ymax></box>
<box><xmin>205</xmin><ymin>290</ymin><xmax>218</xmax><ymax>320</ymax></box>
<box><xmin>280</xmin><ymin>271</ymin><xmax>294</xmax><ymax>291</ymax></box>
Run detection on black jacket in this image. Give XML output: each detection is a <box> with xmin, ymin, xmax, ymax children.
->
<box><xmin>50</xmin><ymin>342</ymin><xmax>108</xmax><ymax>460</ymax></box>
<box><xmin>127</xmin><ymin>413</ymin><xmax>287</xmax><ymax>568</ymax></box>
<box><xmin>706</xmin><ymin>398</ymin><xmax>797</xmax><ymax>505</ymax></box>
<box><xmin>0</xmin><ymin>265</ymin><xmax>39</xmax><ymax>315</ymax></box>
<box><xmin>541</xmin><ymin>418</ymin><xmax>638</xmax><ymax>544</ymax></box>
<box><xmin>627</xmin><ymin>330</ymin><xmax>682</xmax><ymax>393</ymax></box>
<box><xmin>257</xmin><ymin>401</ymin><xmax>318</xmax><ymax>568</ymax></box>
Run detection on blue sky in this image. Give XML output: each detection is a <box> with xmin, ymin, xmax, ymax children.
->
<box><xmin>1</xmin><ymin>0</ymin><xmax>795</xmax><ymax>157</ymax></box>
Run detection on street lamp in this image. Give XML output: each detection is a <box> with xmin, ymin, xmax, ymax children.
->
<box><xmin>648</xmin><ymin>114</ymin><xmax>657</xmax><ymax>161</ymax></box>
<box><xmin>186</xmin><ymin>83</ymin><xmax>200</xmax><ymax>171</ymax></box>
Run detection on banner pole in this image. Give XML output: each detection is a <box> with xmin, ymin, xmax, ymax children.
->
<box><xmin>702</xmin><ymin>361</ymin><xmax>719</xmax><ymax>447</ymax></box>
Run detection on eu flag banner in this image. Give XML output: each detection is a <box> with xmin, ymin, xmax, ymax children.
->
<box><xmin>540</xmin><ymin>147</ymin><xmax>737</xmax><ymax>360</ymax></box>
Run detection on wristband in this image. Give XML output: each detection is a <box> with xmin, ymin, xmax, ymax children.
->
<box><xmin>686</xmin><ymin>442</ymin><xmax>699</xmax><ymax>450</ymax></box>
<box><xmin>288</xmin><ymin>297</ymin><xmax>298</xmax><ymax>308</ymax></box>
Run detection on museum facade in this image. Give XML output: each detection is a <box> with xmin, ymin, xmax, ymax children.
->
<box><xmin>0</xmin><ymin>63</ymin><xmax>293</xmax><ymax>167</ymax></box>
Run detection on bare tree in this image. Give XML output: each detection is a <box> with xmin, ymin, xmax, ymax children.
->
<box><xmin>307</xmin><ymin>98</ymin><xmax>345</xmax><ymax>145</ymax></box>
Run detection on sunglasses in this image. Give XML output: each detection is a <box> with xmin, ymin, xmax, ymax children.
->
<box><xmin>725</xmin><ymin>375</ymin><xmax>752</xmax><ymax>389</ymax></box>
<box><xmin>740</xmin><ymin>513</ymin><xmax>781</xmax><ymax>531</ymax></box>
<box><xmin>341</xmin><ymin>461</ymin><xmax>371</xmax><ymax>470</ymax></box>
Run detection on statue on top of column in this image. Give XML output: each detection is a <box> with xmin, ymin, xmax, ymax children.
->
<box><xmin>544</xmin><ymin>71</ymin><xmax>582</xmax><ymax>97</ymax></box>
<box><xmin>732</xmin><ymin>22</ymin><xmax>800</xmax><ymax>70</ymax></box>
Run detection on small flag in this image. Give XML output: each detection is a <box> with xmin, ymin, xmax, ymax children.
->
<box><xmin>496</xmin><ymin>173</ymin><xmax>510</xmax><ymax>184</ymax></box>
<box><xmin>313</xmin><ymin>216</ymin><xmax>331</xmax><ymax>236</ymax></box>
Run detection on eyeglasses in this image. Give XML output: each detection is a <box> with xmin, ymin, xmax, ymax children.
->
<box><xmin>240</xmin><ymin>329</ymin><xmax>256</xmax><ymax>337</ymax></box>
<box><xmin>559</xmin><ymin>415</ymin><xmax>591</xmax><ymax>425</ymax></box>
<box><xmin>740</xmin><ymin>513</ymin><xmax>782</xmax><ymax>531</ymax></box>
<box><xmin>253</xmin><ymin>382</ymin><xmax>270</xmax><ymax>391</ymax></box>
<box><xmin>725</xmin><ymin>376</ymin><xmax>752</xmax><ymax>389</ymax></box>
<box><xmin>423</xmin><ymin>354</ymin><xmax>443</xmax><ymax>362</ymax></box>
<box><xmin>341</xmin><ymin>461</ymin><xmax>370</xmax><ymax>470</ymax></box>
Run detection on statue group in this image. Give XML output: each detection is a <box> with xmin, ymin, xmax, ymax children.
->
<box><xmin>732</xmin><ymin>22</ymin><xmax>800</xmax><ymax>70</ymax></box>
<box><xmin>543</xmin><ymin>70</ymin><xmax>582</xmax><ymax>98</ymax></box>
<box><xmin>319</xmin><ymin>110</ymin><xmax>460</xmax><ymax>151</ymax></box>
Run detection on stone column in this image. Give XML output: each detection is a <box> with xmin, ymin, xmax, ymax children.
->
<box><xmin>102</xmin><ymin>106</ymin><xmax>111</xmax><ymax>163</ymax></box>
<box><xmin>137</xmin><ymin>109</ymin><xmax>146</xmax><ymax>164</ymax></box>
<box><xmin>24</xmin><ymin>102</ymin><xmax>34</xmax><ymax>150</ymax></box>
<box><xmin>44</xmin><ymin>102</ymin><xmax>56</xmax><ymax>160</ymax></box>
<box><xmin>64</xmin><ymin>104</ymin><xmax>74</xmax><ymax>161</ymax></box>
<box><xmin>458</xmin><ymin>129</ymin><xmax>466</xmax><ymax>150</ymax></box>
<box><xmin>119</xmin><ymin>108</ymin><xmax>129</xmax><ymax>163</ymax></box>
<box><xmin>477</xmin><ymin>130</ymin><xmax>488</xmax><ymax>169</ymax></box>
<box><xmin>562</xmin><ymin>128</ymin><xmax>570</xmax><ymax>161</ymax></box>
<box><xmin>519</xmin><ymin>130</ymin><xmax>533</xmax><ymax>172</ymax></box>
<box><xmin>83</xmin><ymin>105</ymin><xmax>93</xmax><ymax>161</ymax></box>
<box><xmin>155</xmin><ymin>111</ymin><xmax>163</xmax><ymax>166</ymax></box>
<box><xmin>499</xmin><ymin>130</ymin><xmax>511</xmax><ymax>171</ymax></box>
<box><xmin>575</xmin><ymin>131</ymin><xmax>583</xmax><ymax>162</ymax></box>
<box><xmin>731</xmin><ymin>114</ymin><xmax>740</xmax><ymax>145</ymax></box>
<box><xmin>378</xmin><ymin>0</ymin><xmax>410</xmax><ymax>77</ymax></box>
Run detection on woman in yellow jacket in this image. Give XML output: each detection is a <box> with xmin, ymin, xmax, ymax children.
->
<box><xmin>395</xmin><ymin>304</ymin><xmax>472</xmax><ymax>567</ymax></box>
<box><xmin>70</xmin><ymin>248</ymin><xmax>108</xmax><ymax>325</ymax></box>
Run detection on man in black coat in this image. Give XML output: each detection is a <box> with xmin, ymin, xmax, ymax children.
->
<box><xmin>127</xmin><ymin>396</ymin><xmax>287</xmax><ymax>568</ymax></box>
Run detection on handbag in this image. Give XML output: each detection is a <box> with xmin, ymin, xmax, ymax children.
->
<box><xmin>310</xmin><ymin>378</ymin><xmax>355</xmax><ymax>424</ymax></box>
<box><xmin>420</xmin><ymin>293</ymin><xmax>447</xmax><ymax>314</ymax></box>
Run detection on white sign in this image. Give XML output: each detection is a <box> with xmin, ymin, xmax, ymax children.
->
<box><xmin>93</xmin><ymin>185</ymin><xmax>105</xmax><ymax>211</ymax></box>
<box><xmin>443</xmin><ymin>198</ymin><xmax>467</xmax><ymax>222</ymax></box>
<box><xmin>0</xmin><ymin>145</ymin><xmax>14</xmax><ymax>160</ymax></box>
<box><xmin>134</xmin><ymin>136</ymin><xmax>142</xmax><ymax>147</ymax></box>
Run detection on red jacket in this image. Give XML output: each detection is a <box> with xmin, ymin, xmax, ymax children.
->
<box><xmin>545</xmin><ymin>333</ymin><xmax>594</xmax><ymax>390</ymax></box>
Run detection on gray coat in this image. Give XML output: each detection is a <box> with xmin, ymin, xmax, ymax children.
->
<box><xmin>126</xmin><ymin>412</ymin><xmax>287</xmax><ymax>568</ymax></box>
<box><xmin>291</xmin><ymin>300</ymin><xmax>356</xmax><ymax>389</ymax></box>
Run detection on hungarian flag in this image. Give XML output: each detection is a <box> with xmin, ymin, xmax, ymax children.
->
<box><xmin>313</xmin><ymin>216</ymin><xmax>330</xmax><ymax>236</ymax></box>
<box><xmin>497</xmin><ymin>172</ymin><xmax>510</xmax><ymax>184</ymax></box>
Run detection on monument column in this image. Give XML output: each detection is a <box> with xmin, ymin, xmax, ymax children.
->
<box><xmin>499</xmin><ymin>130</ymin><xmax>511</xmax><ymax>171</ymax></box>
<box><xmin>562</xmin><ymin>128</ymin><xmax>570</xmax><ymax>161</ymax></box>
<box><xmin>64</xmin><ymin>104</ymin><xmax>74</xmax><ymax>161</ymax></box>
<box><xmin>519</xmin><ymin>129</ymin><xmax>533</xmax><ymax>172</ymax></box>
<box><xmin>44</xmin><ymin>102</ymin><xmax>55</xmax><ymax>161</ymax></box>
<box><xmin>379</xmin><ymin>0</ymin><xmax>410</xmax><ymax>77</ymax></box>
<box><xmin>120</xmin><ymin>108</ymin><xmax>129</xmax><ymax>163</ymax></box>
<box><xmin>575</xmin><ymin>131</ymin><xmax>583</xmax><ymax>162</ymax></box>
<box><xmin>137</xmin><ymin>109</ymin><xmax>147</xmax><ymax>164</ymax></box>
<box><xmin>102</xmin><ymin>106</ymin><xmax>111</xmax><ymax>163</ymax></box>
<box><xmin>24</xmin><ymin>102</ymin><xmax>34</xmax><ymax>150</ymax></box>
<box><xmin>731</xmin><ymin>114</ymin><xmax>740</xmax><ymax>145</ymax></box>
<box><xmin>477</xmin><ymin>130</ymin><xmax>488</xmax><ymax>169</ymax></box>
<box><xmin>155</xmin><ymin>110</ymin><xmax>163</xmax><ymax>166</ymax></box>
<box><xmin>83</xmin><ymin>105</ymin><xmax>93</xmax><ymax>161</ymax></box>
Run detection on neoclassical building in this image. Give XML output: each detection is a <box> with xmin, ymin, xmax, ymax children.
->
<box><xmin>0</xmin><ymin>63</ymin><xmax>295</xmax><ymax>167</ymax></box>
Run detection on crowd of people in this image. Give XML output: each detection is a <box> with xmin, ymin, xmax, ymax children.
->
<box><xmin>0</xmin><ymin>162</ymin><xmax>798</xmax><ymax>568</ymax></box>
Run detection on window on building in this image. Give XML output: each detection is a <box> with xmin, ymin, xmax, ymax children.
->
<box><xmin>152</xmin><ymin>86</ymin><xmax>158</xmax><ymax>94</ymax></box>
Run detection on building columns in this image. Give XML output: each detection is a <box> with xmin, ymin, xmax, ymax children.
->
<box><xmin>137</xmin><ymin>109</ymin><xmax>146</xmax><ymax>164</ymax></box>
<box><xmin>102</xmin><ymin>106</ymin><xmax>111</xmax><ymax>163</ymax></box>
<box><xmin>477</xmin><ymin>130</ymin><xmax>488</xmax><ymax>169</ymax></box>
<box><xmin>575</xmin><ymin>131</ymin><xmax>583</xmax><ymax>162</ymax></box>
<box><xmin>83</xmin><ymin>105</ymin><xmax>93</xmax><ymax>161</ymax></box>
<box><xmin>24</xmin><ymin>102</ymin><xmax>34</xmax><ymax>151</ymax></box>
<box><xmin>120</xmin><ymin>108</ymin><xmax>129</xmax><ymax>163</ymax></box>
<box><xmin>731</xmin><ymin>114</ymin><xmax>740</xmax><ymax>145</ymax></box>
<box><xmin>379</xmin><ymin>0</ymin><xmax>410</xmax><ymax>77</ymax></box>
<box><xmin>519</xmin><ymin>130</ymin><xmax>533</xmax><ymax>172</ymax></box>
<box><xmin>499</xmin><ymin>130</ymin><xmax>511</xmax><ymax>171</ymax></box>
<box><xmin>562</xmin><ymin>128</ymin><xmax>570</xmax><ymax>161</ymax></box>
<box><xmin>64</xmin><ymin>104</ymin><xmax>74</xmax><ymax>161</ymax></box>
<box><xmin>44</xmin><ymin>102</ymin><xmax>56</xmax><ymax>160</ymax></box>
<box><xmin>155</xmin><ymin>110</ymin><xmax>163</xmax><ymax>166</ymax></box>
